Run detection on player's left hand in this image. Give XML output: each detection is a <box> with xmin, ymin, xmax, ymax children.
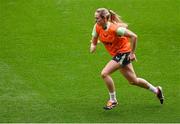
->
<box><xmin>129</xmin><ymin>52</ymin><xmax>137</xmax><ymax>62</ymax></box>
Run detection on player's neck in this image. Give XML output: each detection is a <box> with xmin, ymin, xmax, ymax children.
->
<box><xmin>102</xmin><ymin>22</ymin><xmax>110</xmax><ymax>30</ymax></box>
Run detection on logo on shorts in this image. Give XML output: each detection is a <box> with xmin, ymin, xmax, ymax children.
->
<box><xmin>115</xmin><ymin>56</ymin><xmax>120</xmax><ymax>60</ymax></box>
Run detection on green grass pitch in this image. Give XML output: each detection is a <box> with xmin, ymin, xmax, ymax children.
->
<box><xmin>0</xmin><ymin>0</ymin><xmax>180</xmax><ymax>122</ymax></box>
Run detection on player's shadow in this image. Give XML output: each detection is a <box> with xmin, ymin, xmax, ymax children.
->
<box><xmin>101</xmin><ymin>103</ymin><xmax>164</xmax><ymax>117</ymax></box>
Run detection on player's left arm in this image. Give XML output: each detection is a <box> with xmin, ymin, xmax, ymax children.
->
<box><xmin>124</xmin><ymin>29</ymin><xmax>137</xmax><ymax>54</ymax></box>
<box><xmin>117</xmin><ymin>27</ymin><xmax>137</xmax><ymax>61</ymax></box>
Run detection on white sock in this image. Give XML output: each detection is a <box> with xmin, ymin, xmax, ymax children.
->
<box><xmin>109</xmin><ymin>92</ymin><xmax>117</xmax><ymax>102</ymax></box>
<box><xmin>147</xmin><ymin>83</ymin><xmax>158</xmax><ymax>94</ymax></box>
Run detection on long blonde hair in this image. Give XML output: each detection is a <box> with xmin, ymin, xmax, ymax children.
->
<box><xmin>96</xmin><ymin>8</ymin><xmax>128</xmax><ymax>27</ymax></box>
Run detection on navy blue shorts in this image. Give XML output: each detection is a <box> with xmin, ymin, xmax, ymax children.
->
<box><xmin>112</xmin><ymin>52</ymin><xmax>131</xmax><ymax>67</ymax></box>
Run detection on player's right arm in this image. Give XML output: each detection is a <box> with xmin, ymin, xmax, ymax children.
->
<box><xmin>90</xmin><ymin>24</ymin><xmax>99</xmax><ymax>53</ymax></box>
<box><xmin>90</xmin><ymin>37</ymin><xmax>98</xmax><ymax>53</ymax></box>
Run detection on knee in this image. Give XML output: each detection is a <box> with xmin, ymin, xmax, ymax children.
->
<box><xmin>101</xmin><ymin>71</ymin><xmax>108</xmax><ymax>78</ymax></box>
<box><xmin>128</xmin><ymin>78</ymin><xmax>139</xmax><ymax>85</ymax></box>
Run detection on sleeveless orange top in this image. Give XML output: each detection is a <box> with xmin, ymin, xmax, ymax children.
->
<box><xmin>96</xmin><ymin>23</ymin><xmax>131</xmax><ymax>56</ymax></box>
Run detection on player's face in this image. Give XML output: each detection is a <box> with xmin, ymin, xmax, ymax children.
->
<box><xmin>95</xmin><ymin>12</ymin><xmax>105</xmax><ymax>26</ymax></box>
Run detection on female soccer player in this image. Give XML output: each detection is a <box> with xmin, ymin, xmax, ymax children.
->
<box><xmin>89</xmin><ymin>8</ymin><xmax>164</xmax><ymax>110</ymax></box>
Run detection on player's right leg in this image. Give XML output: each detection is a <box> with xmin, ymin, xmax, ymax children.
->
<box><xmin>101</xmin><ymin>60</ymin><xmax>120</xmax><ymax>110</ymax></box>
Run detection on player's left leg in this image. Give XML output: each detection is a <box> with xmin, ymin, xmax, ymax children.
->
<box><xmin>119</xmin><ymin>63</ymin><xmax>164</xmax><ymax>104</ymax></box>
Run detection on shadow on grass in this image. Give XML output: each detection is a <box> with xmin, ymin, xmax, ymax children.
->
<box><xmin>97</xmin><ymin>103</ymin><xmax>165</xmax><ymax>123</ymax></box>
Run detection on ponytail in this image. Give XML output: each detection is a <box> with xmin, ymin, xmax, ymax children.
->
<box><xmin>108</xmin><ymin>9</ymin><xmax>128</xmax><ymax>28</ymax></box>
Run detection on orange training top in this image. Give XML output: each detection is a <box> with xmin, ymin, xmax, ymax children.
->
<box><xmin>95</xmin><ymin>23</ymin><xmax>131</xmax><ymax>56</ymax></box>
